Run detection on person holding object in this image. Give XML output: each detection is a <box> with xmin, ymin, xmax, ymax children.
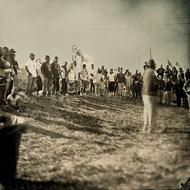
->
<box><xmin>142</xmin><ymin>59</ymin><xmax>158</xmax><ymax>133</ymax></box>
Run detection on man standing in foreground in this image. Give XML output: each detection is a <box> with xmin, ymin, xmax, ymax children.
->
<box><xmin>142</xmin><ymin>59</ymin><xmax>158</xmax><ymax>133</ymax></box>
<box><xmin>25</xmin><ymin>53</ymin><xmax>37</xmax><ymax>96</ymax></box>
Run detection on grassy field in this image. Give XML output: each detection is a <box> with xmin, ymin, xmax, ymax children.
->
<box><xmin>7</xmin><ymin>68</ymin><xmax>189</xmax><ymax>190</ymax></box>
<box><xmin>12</xmin><ymin>91</ymin><xmax>190</xmax><ymax>190</ymax></box>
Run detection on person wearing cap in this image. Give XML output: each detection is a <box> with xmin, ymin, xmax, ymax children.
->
<box><xmin>142</xmin><ymin>59</ymin><xmax>158</xmax><ymax>133</ymax></box>
<box><xmin>41</xmin><ymin>55</ymin><xmax>53</xmax><ymax>96</ymax></box>
<box><xmin>25</xmin><ymin>53</ymin><xmax>37</xmax><ymax>96</ymax></box>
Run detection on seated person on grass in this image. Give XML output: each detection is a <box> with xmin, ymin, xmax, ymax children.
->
<box><xmin>7</xmin><ymin>88</ymin><xmax>23</xmax><ymax>112</ymax></box>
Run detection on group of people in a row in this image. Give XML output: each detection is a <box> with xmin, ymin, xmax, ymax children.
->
<box><xmin>25</xmin><ymin>52</ymin><xmax>141</xmax><ymax>97</ymax></box>
<box><xmin>0</xmin><ymin>46</ymin><xmax>190</xmax><ymax>113</ymax></box>
<box><xmin>151</xmin><ymin>63</ymin><xmax>190</xmax><ymax>107</ymax></box>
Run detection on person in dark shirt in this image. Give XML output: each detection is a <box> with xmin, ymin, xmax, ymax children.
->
<box><xmin>0</xmin><ymin>48</ymin><xmax>10</xmax><ymax>108</ymax></box>
<box><xmin>9</xmin><ymin>49</ymin><xmax>19</xmax><ymax>90</ymax></box>
<box><xmin>164</xmin><ymin>77</ymin><xmax>173</xmax><ymax>105</ymax></box>
<box><xmin>185</xmin><ymin>68</ymin><xmax>190</xmax><ymax>81</ymax></box>
<box><xmin>157</xmin><ymin>75</ymin><xmax>165</xmax><ymax>104</ymax></box>
<box><xmin>172</xmin><ymin>66</ymin><xmax>178</xmax><ymax>82</ymax></box>
<box><xmin>178</xmin><ymin>67</ymin><xmax>185</xmax><ymax>80</ymax></box>
<box><xmin>156</xmin><ymin>65</ymin><xmax>165</xmax><ymax>77</ymax></box>
<box><xmin>184</xmin><ymin>79</ymin><xmax>190</xmax><ymax>111</ymax></box>
<box><xmin>132</xmin><ymin>70</ymin><xmax>140</xmax><ymax>98</ymax></box>
<box><xmin>60</xmin><ymin>61</ymin><xmax>68</xmax><ymax>95</ymax></box>
<box><xmin>143</xmin><ymin>62</ymin><xmax>149</xmax><ymax>71</ymax></box>
<box><xmin>51</xmin><ymin>56</ymin><xmax>61</xmax><ymax>95</ymax></box>
<box><xmin>41</xmin><ymin>55</ymin><xmax>52</xmax><ymax>96</ymax></box>
<box><xmin>165</xmin><ymin>65</ymin><xmax>172</xmax><ymax>78</ymax></box>
<box><xmin>174</xmin><ymin>78</ymin><xmax>184</xmax><ymax>106</ymax></box>
<box><xmin>116</xmin><ymin>67</ymin><xmax>125</xmax><ymax>96</ymax></box>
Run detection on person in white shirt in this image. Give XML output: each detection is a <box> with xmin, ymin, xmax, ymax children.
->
<box><xmin>25</xmin><ymin>53</ymin><xmax>37</xmax><ymax>96</ymax></box>
<box><xmin>108</xmin><ymin>69</ymin><xmax>116</xmax><ymax>96</ymax></box>
<box><xmin>80</xmin><ymin>64</ymin><xmax>88</xmax><ymax>95</ymax></box>
<box><xmin>95</xmin><ymin>68</ymin><xmax>102</xmax><ymax>96</ymax></box>
<box><xmin>68</xmin><ymin>63</ymin><xmax>76</xmax><ymax>94</ymax></box>
<box><xmin>89</xmin><ymin>64</ymin><xmax>96</xmax><ymax>95</ymax></box>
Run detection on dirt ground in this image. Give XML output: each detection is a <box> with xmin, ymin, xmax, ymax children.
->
<box><xmin>12</xmin><ymin>94</ymin><xmax>190</xmax><ymax>190</ymax></box>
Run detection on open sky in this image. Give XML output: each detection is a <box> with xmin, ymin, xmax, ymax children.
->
<box><xmin>0</xmin><ymin>0</ymin><xmax>189</xmax><ymax>72</ymax></box>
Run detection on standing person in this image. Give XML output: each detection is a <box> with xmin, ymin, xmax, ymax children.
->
<box><xmin>172</xmin><ymin>66</ymin><xmax>178</xmax><ymax>82</ymax></box>
<box><xmin>125</xmin><ymin>71</ymin><xmax>133</xmax><ymax>97</ymax></box>
<box><xmin>67</xmin><ymin>63</ymin><xmax>76</xmax><ymax>95</ymax></box>
<box><xmin>89</xmin><ymin>64</ymin><xmax>96</xmax><ymax>95</ymax></box>
<box><xmin>80</xmin><ymin>64</ymin><xmax>88</xmax><ymax>95</ymax></box>
<box><xmin>36</xmin><ymin>59</ymin><xmax>43</xmax><ymax>96</ymax></box>
<box><xmin>108</xmin><ymin>69</ymin><xmax>116</xmax><ymax>96</ymax></box>
<box><xmin>132</xmin><ymin>70</ymin><xmax>140</xmax><ymax>98</ymax></box>
<box><xmin>116</xmin><ymin>67</ymin><xmax>125</xmax><ymax>96</ymax></box>
<box><xmin>9</xmin><ymin>49</ymin><xmax>19</xmax><ymax>88</ymax></box>
<box><xmin>156</xmin><ymin>65</ymin><xmax>165</xmax><ymax>77</ymax></box>
<box><xmin>164</xmin><ymin>77</ymin><xmax>173</xmax><ymax>105</ymax></box>
<box><xmin>60</xmin><ymin>62</ymin><xmax>68</xmax><ymax>96</ymax></box>
<box><xmin>178</xmin><ymin>67</ymin><xmax>185</xmax><ymax>80</ymax></box>
<box><xmin>0</xmin><ymin>48</ymin><xmax>10</xmax><ymax>108</ymax></box>
<box><xmin>25</xmin><ymin>53</ymin><xmax>37</xmax><ymax>96</ymax></box>
<box><xmin>51</xmin><ymin>56</ymin><xmax>61</xmax><ymax>95</ymax></box>
<box><xmin>41</xmin><ymin>55</ymin><xmax>53</xmax><ymax>96</ymax></box>
<box><xmin>73</xmin><ymin>61</ymin><xmax>80</xmax><ymax>95</ymax></box>
<box><xmin>95</xmin><ymin>68</ymin><xmax>102</xmax><ymax>96</ymax></box>
<box><xmin>143</xmin><ymin>61</ymin><xmax>149</xmax><ymax>71</ymax></box>
<box><xmin>3</xmin><ymin>50</ymin><xmax>13</xmax><ymax>98</ymax></box>
<box><xmin>142</xmin><ymin>59</ymin><xmax>158</xmax><ymax>133</ymax></box>
<box><xmin>174</xmin><ymin>77</ymin><xmax>184</xmax><ymax>107</ymax></box>
<box><xmin>185</xmin><ymin>68</ymin><xmax>190</xmax><ymax>81</ymax></box>
<box><xmin>157</xmin><ymin>75</ymin><xmax>165</xmax><ymax>104</ymax></box>
<box><xmin>184</xmin><ymin>79</ymin><xmax>190</xmax><ymax>112</ymax></box>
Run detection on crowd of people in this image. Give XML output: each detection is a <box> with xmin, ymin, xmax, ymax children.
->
<box><xmin>0</xmin><ymin>46</ymin><xmax>190</xmax><ymax>114</ymax></box>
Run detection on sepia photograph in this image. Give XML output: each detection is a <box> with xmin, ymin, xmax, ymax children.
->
<box><xmin>0</xmin><ymin>0</ymin><xmax>190</xmax><ymax>189</ymax></box>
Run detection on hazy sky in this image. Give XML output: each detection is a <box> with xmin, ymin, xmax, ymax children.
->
<box><xmin>0</xmin><ymin>0</ymin><xmax>189</xmax><ymax>72</ymax></box>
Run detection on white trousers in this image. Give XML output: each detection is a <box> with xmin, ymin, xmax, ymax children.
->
<box><xmin>142</xmin><ymin>95</ymin><xmax>158</xmax><ymax>129</ymax></box>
